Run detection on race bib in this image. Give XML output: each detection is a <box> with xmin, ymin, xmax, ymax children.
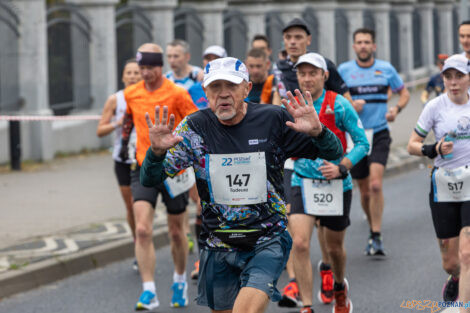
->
<box><xmin>164</xmin><ymin>167</ymin><xmax>196</xmax><ymax>198</ymax></box>
<box><xmin>432</xmin><ymin>165</ymin><xmax>470</xmax><ymax>202</ymax></box>
<box><xmin>301</xmin><ymin>179</ymin><xmax>343</xmax><ymax>216</ymax></box>
<box><xmin>346</xmin><ymin>129</ymin><xmax>373</xmax><ymax>155</ymax></box>
<box><xmin>207</xmin><ymin>152</ymin><xmax>267</xmax><ymax>205</ymax></box>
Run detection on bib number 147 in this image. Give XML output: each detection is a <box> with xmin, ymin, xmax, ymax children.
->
<box><xmin>226</xmin><ymin>174</ymin><xmax>250</xmax><ymax>187</ymax></box>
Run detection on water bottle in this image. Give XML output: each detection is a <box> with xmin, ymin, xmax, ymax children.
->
<box><xmin>442</xmin><ymin>131</ymin><xmax>457</xmax><ymax>160</ymax></box>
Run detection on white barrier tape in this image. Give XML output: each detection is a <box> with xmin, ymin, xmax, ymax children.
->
<box><xmin>404</xmin><ymin>77</ymin><xmax>430</xmax><ymax>88</ymax></box>
<box><xmin>0</xmin><ymin>115</ymin><xmax>101</xmax><ymax>121</ymax></box>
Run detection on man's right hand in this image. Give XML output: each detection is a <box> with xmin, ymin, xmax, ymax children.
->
<box><xmin>352</xmin><ymin>99</ymin><xmax>365</xmax><ymax>113</ymax></box>
<box><xmin>145</xmin><ymin>105</ymin><xmax>183</xmax><ymax>156</ymax></box>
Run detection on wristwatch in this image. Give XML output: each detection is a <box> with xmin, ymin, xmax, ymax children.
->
<box><xmin>338</xmin><ymin>164</ymin><xmax>349</xmax><ymax>179</ymax></box>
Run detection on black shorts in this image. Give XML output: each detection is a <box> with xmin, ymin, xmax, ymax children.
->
<box><xmin>429</xmin><ymin>179</ymin><xmax>470</xmax><ymax>239</ymax></box>
<box><xmin>284</xmin><ymin>169</ymin><xmax>293</xmax><ymax>205</ymax></box>
<box><xmin>289</xmin><ymin>186</ymin><xmax>352</xmax><ymax>231</ymax></box>
<box><xmin>130</xmin><ymin>165</ymin><xmax>188</xmax><ymax>214</ymax></box>
<box><xmin>114</xmin><ymin>161</ymin><xmax>131</xmax><ymax>186</ymax></box>
<box><xmin>350</xmin><ymin>129</ymin><xmax>392</xmax><ymax>179</ymax></box>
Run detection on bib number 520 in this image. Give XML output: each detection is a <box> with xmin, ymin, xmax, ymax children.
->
<box><xmin>313</xmin><ymin>193</ymin><xmax>333</xmax><ymax>203</ymax></box>
<box><xmin>226</xmin><ymin>174</ymin><xmax>250</xmax><ymax>187</ymax></box>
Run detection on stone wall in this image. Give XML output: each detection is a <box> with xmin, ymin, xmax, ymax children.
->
<box><xmin>0</xmin><ymin>0</ymin><xmax>465</xmax><ymax>164</ymax></box>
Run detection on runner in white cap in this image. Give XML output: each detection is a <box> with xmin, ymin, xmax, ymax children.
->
<box><xmin>139</xmin><ymin>56</ymin><xmax>343</xmax><ymax>313</ymax></box>
<box><xmin>408</xmin><ymin>54</ymin><xmax>470</xmax><ymax>306</ymax></box>
<box><xmin>288</xmin><ymin>53</ymin><xmax>368</xmax><ymax>313</ymax></box>
<box><xmin>202</xmin><ymin>45</ymin><xmax>227</xmax><ymax>68</ymax></box>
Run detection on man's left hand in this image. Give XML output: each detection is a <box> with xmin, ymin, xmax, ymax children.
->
<box><xmin>283</xmin><ymin>89</ymin><xmax>323</xmax><ymax>137</ymax></box>
<box><xmin>319</xmin><ymin>160</ymin><xmax>341</xmax><ymax>180</ymax></box>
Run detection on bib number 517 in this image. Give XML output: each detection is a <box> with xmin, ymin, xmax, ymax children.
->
<box><xmin>448</xmin><ymin>182</ymin><xmax>464</xmax><ymax>191</ymax></box>
<box><xmin>226</xmin><ymin>174</ymin><xmax>250</xmax><ymax>187</ymax></box>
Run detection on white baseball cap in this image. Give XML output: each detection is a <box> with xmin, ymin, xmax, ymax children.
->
<box><xmin>203</xmin><ymin>57</ymin><xmax>249</xmax><ymax>88</ymax></box>
<box><xmin>294</xmin><ymin>52</ymin><xmax>328</xmax><ymax>72</ymax></box>
<box><xmin>203</xmin><ymin>45</ymin><xmax>227</xmax><ymax>58</ymax></box>
<box><xmin>442</xmin><ymin>54</ymin><xmax>470</xmax><ymax>74</ymax></box>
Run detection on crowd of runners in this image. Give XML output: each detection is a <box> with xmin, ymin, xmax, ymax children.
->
<box><xmin>95</xmin><ymin>17</ymin><xmax>470</xmax><ymax>313</ymax></box>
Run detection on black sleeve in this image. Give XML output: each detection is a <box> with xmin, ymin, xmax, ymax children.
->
<box><xmin>324</xmin><ymin>58</ymin><xmax>349</xmax><ymax>95</ymax></box>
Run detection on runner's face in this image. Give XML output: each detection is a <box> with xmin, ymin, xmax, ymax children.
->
<box><xmin>203</xmin><ymin>55</ymin><xmax>220</xmax><ymax>68</ymax></box>
<box><xmin>296</xmin><ymin>63</ymin><xmax>326</xmax><ymax>100</ymax></box>
<box><xmin>166</xmin><ymin>45</ymin><xmax>189</xmax><ymax>72</ymax></box>
<box><xmin>443</xmin><ymin>69</ymin><xmax>470</xmax><ymax>100</ymax></box>
<box><xmin>122</xmin><ymin>62</ymin><xmax>141</xmax><ymax>87</ymax></box>
<box><xmin>139</xmin><ymin>65</ymin><xmax>162</xmax><ymax>84</ymax></box>
<box><xmin>205</xmin><ymin>80</ymin><xmax>251</xmax><ymax>123</ymax></box>
<box><xmin>283</xmin><ymin>28</ymin><xmax>311</xmax><ymax>58</ymax></box>
<box><xmin>245</xmin><ymin>56</ymin><xmax>269</xmax><ymax>84</ymax></box>
<box><xmin>252</xmin><ymin>40</ymin><xmax>272</xmax><ymax>57</ymax></box>
<box><xmin>459</xmin><ymin>24</ymin><xmax>470</xmax><ymax>55</ymax></box>
<box><xmin>353</xmin><ymin>33</ymin><xmax>376</xmax><ymax>63</ymax></box>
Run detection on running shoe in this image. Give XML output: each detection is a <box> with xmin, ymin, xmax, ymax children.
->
<box><xmin>191</xmin><ymin>260</ymin><xmax>199</xmax><ymax>280</ymax></box>
<box><xmin>170</xmin><ymin>282</ymin><xmax>188</xmax><ymax>307</ymax></box>
<box><xmin>365</xmin><ymin>235</ymin><xmax>386</xmax><ymax>256</ymax></box>
<box><xmin>278</xmin><ymin>280</ymin><xmax>302</xmax><ymax>307</ymax></box>
<box><xmin>442</xmin><ymin>275</ymin><xmax>459</xmax><ymax>302</ymax></box>
<box><xmin>300</xmin><ymin>306</ymin><xmax>314</xmax><ymax>313</ymax></box>
<box><xmin>187</xmin><ymin>233</ymin><xmax>194</xmax><ymax>254</ymax></box>
<box><xmin>317</xmin><ymin>261</ymin><xmax>334</xmax><ymax>304</ymax></box>
<box><xmin>333</xmin><ymin>279</ymin><xmax>352</xmax><ymax>313</ymax></box>
<box><xmin>133</xmin><ymin>259</ymin><xmax>139</xmax><ymax>272</ymax></box>
<box><xmin>135</xmin><ymin>290</ymin><xmax>160</xmax><ymax>311</ymax></box>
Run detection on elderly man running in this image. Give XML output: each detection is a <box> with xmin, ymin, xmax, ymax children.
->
<box><xmin>139</xmin><ymin>56</ymin><xmax>343</xmax><ymax>313</ymax></box>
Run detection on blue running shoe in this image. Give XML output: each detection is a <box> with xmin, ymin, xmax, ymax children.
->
<box><xmin>366</xmin><ymin>235</ymin><xmax>386</xmax><ymax>256</ymax></box>
<box><xmin>171</xmin><ymin>282</ymin><xmax>188</xmax><ymax>307</ymax></box>
<box><xmin>135</xmin><ymin>290</ymin><xmax>159</xmax><ymax>311</ymax></box>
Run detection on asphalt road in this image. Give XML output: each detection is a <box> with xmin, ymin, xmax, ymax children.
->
<box><xmin>0</xmin><ymin>167</ymin><xmax>449</xmax><ymax>313</ymax></box>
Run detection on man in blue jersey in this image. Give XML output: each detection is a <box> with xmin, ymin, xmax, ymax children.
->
<box><xmin>166</xmin><ymin>39</ymin><xmax>208</xmax><ymax>109</ymax></box>
<box><xmin>289</xmin><ymin>53</ymin><xmax>368</xmax><ymax>313</ymax></box>
<box><xmin>338</xmin><ymin>28</ymin><xmax>410</xmax><ymax>256</ymax></box>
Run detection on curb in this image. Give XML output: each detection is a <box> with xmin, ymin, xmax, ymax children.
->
<box><xmin>0</xmin><ymin>223</ymin><xmax>170</xmax><ymax>299</ymax></box>
<box><xmin>0</xmin><ymin>153</ymin><xmax>427</xmax><ymax>300</ymax></box>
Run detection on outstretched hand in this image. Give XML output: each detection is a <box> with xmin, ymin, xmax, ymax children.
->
<box><xmin>146</xmin><ymin>106</ymin><xmax>183</xmax><ymax>156</ymax></box>
<box><xmin>282</xmin><ymin>89</ymin><xmax>323</xmax><ymax>137</ymax></box>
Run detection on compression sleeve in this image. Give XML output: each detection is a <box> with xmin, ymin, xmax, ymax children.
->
<box><xmin>335</xmin><ymin>96</ymin><xmax>369</xmax><ymax>165</ymax></box>
<box><xmin>311</xmin><ymin>127</ymin><xmax>343</xmax><ymax>161</ymax></box>
<box><xmin>140</xmin><ymin>148</ymin><xmax>168</xmax><ymax>187</ymax></box>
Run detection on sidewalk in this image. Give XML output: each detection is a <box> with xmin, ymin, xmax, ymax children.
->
<box><xmin>0</xmin><ymin>90</ymin><xmax>429</xmax><ymax>299</ymax></box>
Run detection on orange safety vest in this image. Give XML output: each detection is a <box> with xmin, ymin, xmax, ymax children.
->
<box><xmin>260</xmin><ymin>74</ymin><xmax>274</xmax><ymax>104</ymax></box>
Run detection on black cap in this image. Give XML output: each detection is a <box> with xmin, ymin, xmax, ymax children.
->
<box><xmin>282</xmin><ymin>18</ymin><xmax>311</xmax><ymax>35</ymax></box>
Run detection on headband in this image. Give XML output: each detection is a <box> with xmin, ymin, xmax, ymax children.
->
<box><xmin>136</xmin><ymin>51</ymin><xmax>163</xmax><ymax>67</ymax></box>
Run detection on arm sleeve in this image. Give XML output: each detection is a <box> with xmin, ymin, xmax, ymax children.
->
<box><xmin>140</xmin><ymin>149</ymin><xmax>169</xmax><ymax>187</ymax></box>
<box><xmin>281</xmin><ymin>109</ymin><xmax>343</xmax><ymax>161</ymax></box>
<box><xmin>325</xmin><ymin>58</ymin><xmax>349</xmax><ymax>95</ymax></box>
<box><xmin>336</xmin><ymin>97</ymin><xmax>369</xmax><ymax>165</ymax></box>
